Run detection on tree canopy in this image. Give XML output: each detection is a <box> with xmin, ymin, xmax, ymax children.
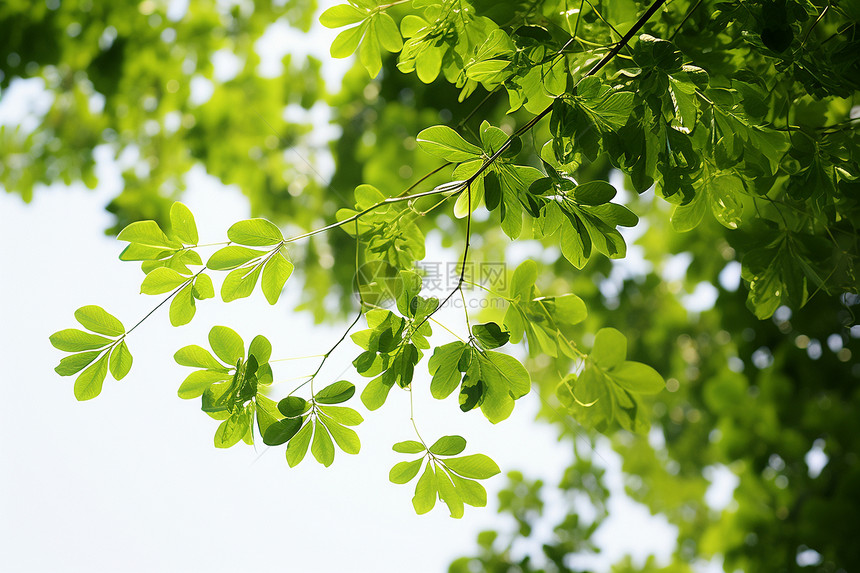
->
<box><xmin>3</xmin><ymin>0</ymin><xmax>859</xmax><ymax>570</ymax></box>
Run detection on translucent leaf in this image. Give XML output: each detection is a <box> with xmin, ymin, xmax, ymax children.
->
<box><xmin>286</xmin><ymin>421</ymin><xmax>313</xmax><ymax>467</ymax></box>
<box><xmin>393</xmin><ymin>440</ymin><xmax>426</xmax><ymax>454</ymax></box>
<box><xmin>109</xmin><ymin>341</ymin><xmax>133</xmax><ymax>381</ymax></box>
<box><xmin>214</xmin><ymin>414</ymin><xmax>246</xmax><ymax>448</ymax></box>
<box><xmin>375</xmin><ymin>12</ymin><xmax>403</xmax><ymax>52</ymax></box>
<box><xmin>412</xmin><ymin>463</ymin><xmax>437</xmax><ymax>514</ymax></box>
<box><xmin>221</xmin><ymin>265</ymin><xmax>262</xmax><ymax>302</ymax></box>
<box><xmin>177</xmin><ymin>370</ymin><xmax>232</xmax><ymax>399</ymax></box>
<box><xmin>50</xmin><ymin>329</ymin><xmax>111</xmax><ymax>352</ymax></box>
<box><xmin>208</xmin><ymin>326</ymin><xmax>244</xmax><ymax>365</ymax></box>
<box><xmin>359</xmin><ymin>20</ymin><xmax>382</xmax><ymax>77</ymax></box>
<box><xmin>610</xmin><ymin>361</ymin><xmax>665</xmax><ymax>394</ymax></box>
<box><xmin>331</xmin><ymin>23</ymin><xmax>366</xmax><ymax>59</ymax></box>
<box><xmin>471</xmin><ymin>322</ymin><xmax>510</xmax><ymax>349</ymax></box>
<box><xmin>442</xmin><ymin>454</ymin><xmax>501</xmax><ymax>479</ymax></box>
<box><xmin>429</xmin><ymin>435</ymin><xmax>467</xmax><ymax>456</ymax></box>
<box><xmin>227</xmin><ymin>219</ymin><xmax>284</xmax><ymax>246</ymax></box>
<box><xmin>319</xmin><ymin>3</ymin><xmax>366</xmax><ymax>28</ymax></box>
<box><xmin>55</xmin><ymin>351</ymin><xmax>101</xmax><ymax>377</ymax></box>
<box><xmin>248</xmin><ymin>334</ymin><xmax>272</xmax><ymax>364</ymax></box>
<box><xmin>435</xmin><ymin>468</ymin><xmax>464</xmax><ymax>518</ymax></box>
<box><xmin>318</xmin><ymin>405</ymin><xmax>363</xmax><ymax>426</ymax></box>
<box><xmin>261</xmin><ymin>250</ymin><xmax>293</xmax><ymax>305</ymax></box>
<box><xmin>591</xmin><ymin>328</ymin><xmax>626</xmax><ymax>369</ymax></box>
<box><xmin>325</xmin><ymin>420</ymin><xmax>361</xmax><ymax>454</ymax></box>
<box><xmin>74</xmin><ymin>305</ymin><xmax>124</xmax><ymax>336</ymax></box>
<box><xmin>192</xmin><ymin>273</ymin><xmax>215</xmax><ymax>300</ymax></box>
<box><xmin>390</xmin><ymin>459</ymin><xmax>424</xmax><ymax>484</ymax></box>
<box><xmin>140</xmin><ymin>267</ymin><xmax>189</xmax><ymax>295</ymax></box>
<box><xmin>117</xmin><ymin>220</ymin><xmax>179</xmax><ymax>249</ymax></box>
<box><xmin>174</xmin><ymin>345</ymin><xmax>226</xmax><ymax>370</ymax></box>
<box><xmin>311</xmin><ymin>420</ymin><xmax>335</xmax><ymax>467</ymax></box>
<box><xmin>169</xmin><ymin>283</ymin><xmax>196</xmax><ymax>326</ymax></box>
<box><xmin>449</xmin><ymin>473</ymin><xmax>487</xmax><ymax>507</ymax></box>
<box><xmin>74</xmin><ymin>353</ymin><xmax>109</xmax><ymax>401</ymax></box>
<box><xmin>170</xmin><ymin>202</ymin><xmax>198</xmax><ymax>245</ymax></box>
<box><xmin>207</xmin><ymin>246</ymin><xmax>265</xmax><ymax>271</ymax></box>
<box><xmin>416</xmin><ymin>126</ymin><xmax>483</xmax><ymax>162</ymax></box>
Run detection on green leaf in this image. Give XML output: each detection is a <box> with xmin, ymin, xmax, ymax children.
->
<box><xmin>221</xmin><ymin>265</ymin><xmax>262</xmax><ymax>302</ymax></box>
<box><xmin>262</xmin><ymin>416</ymin><xmax>303</xmax><ymax>446</ymax></box>
<box><xmin>177</xmin><ymin>370</ymin><xmax>232</xmax><ymax>399</ymax></box>
<box><xmin>208</xmin><ymin>326</ymin><xmax>244</xmax><ymax>365</ymax></box>
<box><xmin>359</xmin><ymin>21</ymin><xmax>382</xmax><ymax>76</ymax></box>
<box><xmin>74</xmin><ymin>353</ymin><xmax>109</xmax><ymax>401</ymax></box>
<box><xmin>471</xmin><ymin>322</ymin><xmax>510</xmax><ymax>349</ymax></box>
<box><xmin>376</xmin><ymin>13</ymin><xmax>403</xmax><ymax>52</ymax></box>
<box><xmin>610</xmin><ymin>361</ymin><xmax>666</xmax><ymax>394</ymax></box>
<box><xmin>227</xmin><ymin>218</ymin><xmax>284</xmax><ymax>246</ymax></box>
<box><xmin>449</xmin><ymin>473</ymin><xmax>487</xmax><ymax>507</ymax></box>
<box><xmin>169</xmin><ymin>283</ymin><xmax>196</xmax><ymax>326</ymax></box>
<box><xmin>318</xmin><ymin>405</ymin><xmax>364</xmax><ymax>426</ymax></box>
<box><xmin>325</xmin><ymin>419</ymin><xmax>361</xmax><ymax>454</ymax></box>
<box><xmin>429</xmin><ymin>342</ymin><xmax>468</xmax><ymax>398</ymax></box>
<box><xmin>429</xmin><ymin>435</ymin><xmax>467</xmax><ymax>456</ymax></box>
<box><xmin>591</xmin><ymin>328</ymin><xmax>626</xmax><ymax>369</ymax></box>
<box><xmin>319</xmin><ymin>4</ymin><xmax>367</xmax><ymax>28</ymax></box>
<box><xmin>435</xmin><ymin>468</ymin><xmax>465</xmax><ymax>518</ymax></box>
<box><xmin>169</xmin><ymin>202</ymin><xmax>198</xmax><ymax>245</ymax></box>
<box><xmin>331</xmin><ymin>22</ymin><xmax>366</xmax><ymax>59</ymax></box>
<box><xmin>206</xmin><ymin>246</ymin><xmax>265</xmax><ymax>270</ymax></box>
<box><xmin>390</xmin><ymin>459</ymin><xmax>424</xmax><ymax>484</ymax></box>
<box><xmin>573</xmin><ymin>181</ymin><xmax>616</xmax><ymax>205</ymax></box>
<box><xmin>117</xmin><ymin>220</ymin><xmax>179</xmax><ymax>249</ymax></box>
<box><xmin>412</xmin><ymin>463</ymin><xmax>437</xmax><ymax>514</ymax></box>
<box><xmin>393</xmin><ymin>440</ymin><xmax>426</xmax><ymax>454</ymax></box>
<box><xmin>174</xmin><ymin>345</ymin><xmax>226</xmax><ymax>370</ymax></box>
<box><xmin>50</xmin><ymin>329</ymin><xmax>112</xmax><ymax>352</ymax></box>
<box><xmin>311</xmin><ymin>420</ymin><xmax>335</xmax><ymax>467</ymax></box>
<box><xmin>315</xmin><ymin>380</ymin><xmax>356</xmax><ymax>404</ymax></box>
<box><xmin>278</xmin><ymin>396</ymin><xmax>310</xmax><ymax>418</ymax></box>
<box><xmin>248</xmin><ymin>334</ymin><xmax>272</xmax><ymax>364</ymax></box>
<box><xmin>55</xmin><ymin>351</ymin><xmax>101</xmax><ymax>377</ymax></box>
<box><xmin>261</xmin><ymin>250</ymin><xmax>293</xmax><ymax>305</ymax></box>
<box><xmin>140</xmin><ymin>267</ymin><xmax>189</xmax><ymax>295</ymax></box>
<box><xmin>416</xmin><ymin>126</ymin><xmax>483</xmax><ymax>162</ymax></box>
<box><xmin>109</xmin><ymin>341</ymin><xmax>133</xmax><ymax>380</ymax></box>
<box><xmin>214</xmin><ymin>414</ymin><xmax>246</xmax><ymax>448</ymax></box>
<box><xmin>443</xmin><ymin>454</ymin><xmax>500</xmax><ymax>479</ymax></box>
<box><xmin>286</xmin><ymin>420</ymin><xmax>313</xmax><ymax>467</ymax></box>
<box><xmin>73</xmin><ymin>306</ymin><xmax>124</xmax><ymax>336</ymax></box>
<box><xmin>192</xmin><ymin>273</ymin><xmax>214</xmax><ymax>300</ymax></box>
<box><xmin>476</xmin><ymin>350</ymin><xmax>531</xmax><ymax>423</ymax></box>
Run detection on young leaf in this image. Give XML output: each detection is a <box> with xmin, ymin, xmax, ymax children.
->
<box><xmin>169</xmin><ymin>283</ymin><xmax>196</xmax><ymax>326</ymax></box>
<box><xmin>390</xmin><ymin>459</ymin><xmax>424</xmax><ymax>484</ymax></box>
<box><xmin>443</xmin><ymin>454</ymin><xmax>501</xmax><ymax>479</ymax></box>
<box><xmin>311</xmin><ymin>420</ymin><xmax>335</xmax><ymax>467</ymax></box>
<box><xmin>318</xmin><ymin>405</ymin><xmax>364</xmax><ymax>426</ymax></box>
<box><xmin>74</xmin><ymin>305</ymin><xmax>124</xmax><ymax>336</ymax></box>
<box><xmin>325</xmin><ymin>420</ymin><xmax>361</xmax><ymax>454</ymax></box>
<box><xmin>429</xmin><ymin>435</ymin><xmax>467</xmax><ymax>456</ymax></box>
<box><xmin>170</xmin><ymin>202</ymin><xmax>198</xmax><ymax>245</ymax></box>
<box><xmin>109</xmin><ymin>341</ymin><xmax>133</xmax><ymax>380</ymax></box>
<box><xmin>206</xmin><ymin>246</ymin><xmax>265</xmax><ymax>271</ymax></box>
<box><xmin>227</xmin><ymin>219</ymin><xmax>284</xmax><ymax>246</ymax></box>
<box><xmin>117</xmin><ymin>220</ymin><xmax>179</xmax><ymax>249</ymax></box>
<box><xmin>261</xmin><ymin>250</ymin><xmax>293</xmax><ymax>305</ymax></box>
<box><xmin>174</xmin><ymin>345</ymin><xmax>226</xmax><ymax>370</ymax></box>
<box><xmin>319</xmin><ymin>4</ymin><xmax>367</xmax><ymax>28</ymax></box>
<box><xmin>140</xmin><ymin>267</ymin><xmax>189</xmax><ymax>295</ymax></box>
<box><xmin>208</xmin><ymin>326</ymin><xmax>244</xmax><ymax>365</ymax></box>
<box><xmin>590</xmin><ymin>328</ymin><xmax>626</xmax><ymax>369</ymax></box>
<box><xmin>221</xmin><ymin>265</ymin><xmax>262</xmax><ymax>302</ymax></box>
<box><xmin>192</xmin><ymin>273</ymin><xmax>215</xmax><ymax>300</ymax></box>
<box><xmin>315</xmin><ymin>380</ymin><xmax>356</xmax><ymax>404</ymax></box>
<box><xmin>286</xmin><ymin>420</ymin><xmax>313</xmax><ymax>467</ymax></box>
<box><xmin>248</xmin><ymin>334</ymin><xmax>272</xmax><ymax>364</ymax></box>
<box><xmin>412</xmin><ymin>463</ymin><xmax>437</xmax><ymax>515</ymax></box>
<box><xmin>55</xmin><ymin>351</ymin><xmax>101</xmax><ymax>377</ymax></box>
<box><xmin>393</xmin><ymin>440</ymin><xmax>426</xmax><ymax>454</ymax></box>
<box><xmin>177</xmin><ymin>370</ymin><xmax>232</xmax><ymax>399</ymax></box>
<box><xmin>74</xmin><ymin>353</ymin><xmax>110</xmax><ymax>401</ymax></box>
<box><xmin>214</xmin><ymin>414</ymin><xmax>246</xmax><ymax>448</ymax></box>
<box><xmin>449</xmin><ymin>473</ymin><xmax>488</xmax><ymax>507</ymax></box>
<box><xmin>435</xmin><ymin>468</ymin><xmax>465</xmax><ymax>518</ymax></box>
<box><xmin>607</xmin><ymin>361</ymin><xmax>666</xmax><ymax>394</ymax></box>
<box><xmin>416</xmin><ymin>126</ymin><xmax>483</xmax><ymax>162</ymax></box>
<box><xmin>50</xmin><ymin>329</ymin><xmax>111</xmax><ymax>352</ymax></box>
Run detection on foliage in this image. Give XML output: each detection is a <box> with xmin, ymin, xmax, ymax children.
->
<box><xmin>4</xmin><ymin>0</ymin><xmax>857</xmax><ymax>569</ymax></box>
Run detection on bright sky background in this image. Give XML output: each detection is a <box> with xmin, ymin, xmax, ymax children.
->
<box><xmin>0</xmin><ymin>2</ymin><xmax>734</xmax><ymax>570</ymax></box>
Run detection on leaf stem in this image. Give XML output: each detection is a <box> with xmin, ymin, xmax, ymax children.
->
<box><xmin>126</xmin><ymin>267</ymin><xmax>207</xmax><ymax>336</ymax></box>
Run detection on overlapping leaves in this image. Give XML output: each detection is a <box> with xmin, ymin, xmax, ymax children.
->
<box><xmin>389</xmin><ymin>435</ymin><xmax>500</xmax><ymax>518</ymax></box>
